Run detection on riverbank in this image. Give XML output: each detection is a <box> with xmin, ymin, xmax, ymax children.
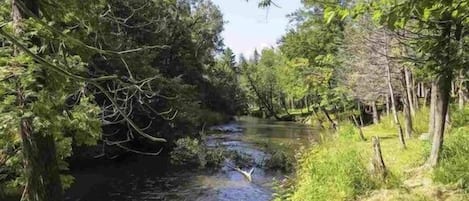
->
<box><xmin>276</xmin><ymin>107</ymin><xmax>469</xmax><ymax>201</ymax></box>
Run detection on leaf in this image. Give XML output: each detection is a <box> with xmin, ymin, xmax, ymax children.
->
<box><xmin>451</xmin><ymin>9</ymin><xmax>459</xmax><ymax>18</ymax></box>
<box><xmin>423</xmin><ymin>8</ymin><xmax>431</xmax><ymax>21</ymax></box>
<box><xmin>324</xmin><ymin>9</ymin><xmax>337</xmax><ymax>24</ymax></box>
<box><xmin>372</xmin><ymin>10</ymin><xmax>382</xmax><ymax>23</ymax></box>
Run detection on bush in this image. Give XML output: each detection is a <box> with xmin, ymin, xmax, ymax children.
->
<box><xmin>170</xmin><ymin>137</ymin><xmax>204</xmax><ymax>166</ymax></box>
<box><xmin>290</xmin><ymin>141</ymin><xmax>376</xmax><ymax>201</ymax></box>
<box><xmin>170</xmin><ymin>137</ymin><xmax>226</xmax><ymax>168</ymax></box>
<box><xmin>433</xmin><ymin>126</ymin><xmax>469</xmax><ymax>191</ymax></box>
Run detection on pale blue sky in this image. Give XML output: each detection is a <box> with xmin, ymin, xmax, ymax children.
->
<box><xmin>211</xmin><ymin>0</ymin><xmax>302</xmax><ymax>57</ymax></box>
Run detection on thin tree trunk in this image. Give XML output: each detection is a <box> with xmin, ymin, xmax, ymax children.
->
<box><xmin>352</xmin><ymin>115</ymin><xmax>366</xmax><ymax>141</ymax></box>
<box><xmin>290</xmin><ymin>97</ymin><xmax>294</xmax><ymax>110</ymax></box>
<box><xmin>458</xmin><ymin>71</ymin><xmax>466</xmax><ymax>110</ymax></box>
<box><xmin>402</xmin><ymin>96</ymin><xmax>413</xmax><ymax>138</ymax></box>
<box><xmin>401</xmin><ymin>71</ymin><xmax>413</xmax><ymax>138</ymax></box>
<box><xmin>428</xmin><ymin>81</ymin><xmax>437</xmax><ymax>138</ymax></box>
<box><xmin>384</xmin><ymin>32</ymin><xmax>406</xmax><ymax>148</ymax></box>
<box><xmin>371</xmin><ymin>101</ymin><xmax>379</xmax><ymax>124</ymax></box>
<box><xmin>423</xmin><ymin>85</ymin><xmax>429</xmax><ymax>107</ymax></box>
<box><xmin>404</xmin><ymin>67</ymin><xmax>416</xmax><ymax>116</ymax></box>
<box><xmin>385</xmin><ymin>94</ymin><xmax>390</xmax><ymax>116</ymax></box>
<box><xmin>413</xmin><ymin>76</ymin><xmax>419</xmax><ymax>111</ymax></box>
<box><xmin>13</xmin><ymin>0</ymin><xmax>63</xmax><ymax>200</ymax></box>
<box><xmin>457</xmin><ymin>25</ymin><xmax>466</xmax><ymax>110</ymax></box>
<box><xmin>358</xmin><ymin>101</ymin><xmax>364</xmax><ymax>126</ymax></box>
<box><xmin>321</xmin><ymin>107</ymin><xmax>337</xmax><ymax>130</ymax></box>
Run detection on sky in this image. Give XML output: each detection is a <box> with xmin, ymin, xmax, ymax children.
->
<box><xmin>211</xmin><ymin>0</ymin><xmax>302</xmax><ymax>58</ymax></box>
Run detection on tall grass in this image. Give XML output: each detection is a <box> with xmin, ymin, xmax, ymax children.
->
<box><xmin>290</xmin><ymin>140</ymin><xmax>376</xmax><ymax>201</ymax></box>
<box><xmin>433</xmin><ymin>127</ymin><xmax>469</xmax><ymax>191</ymax></box>
<box><xmin>277</xmin><ymin>105</ymin><xmax>468</xmax><ymax>201</ymax></box>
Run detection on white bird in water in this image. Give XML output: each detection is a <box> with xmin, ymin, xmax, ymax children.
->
<box><xmin>228</xmin><ymin>165</ymin><xmax>255</xmax><ymax>182</ymax></box>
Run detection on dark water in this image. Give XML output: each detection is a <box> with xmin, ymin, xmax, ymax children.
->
<box><xmin>65</xmin><ymin>117</ymin><xmax>317</xmax><ymax>201</ymax></box>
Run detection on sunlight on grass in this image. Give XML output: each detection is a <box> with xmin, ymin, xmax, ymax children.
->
<box><xmin>283</xmin><ymin>106</ymin><xmax>468</xmax><ymax>201</ymax></box>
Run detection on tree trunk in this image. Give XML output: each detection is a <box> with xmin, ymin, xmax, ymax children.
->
<box><xmin>458</xmin><ymin>71</ymin><xmax>467</xmax><ymax>110</ymax></box>
<box><xmin>402</xmin><ymin>96</ymin><xmax>413</xmax><ymax>138</ymax></box>
<box><xmin>12</xmin><ymin>0</ymin><xmax>63</xmax><ymax>200</ymax></box>
<box><xmin>427</xmin><ymin>16</ymin><xmax>453</xmax><ymax>167</ymax></box>
<box><xmin>305</xmin><ymin>96</ymin><xmax>310</xmax><ymax>112</ymax></box>
<box><xmin>352</xmin><ymin>115</ymin><xmax>366</xmax><ymax>141</ymax></box>
<box><xmin>19</xmin><ymin>120</ymin><xmax>63</xmax><ymax>201</ymax></box>
<box><xmin>386</xmin><ymin>66</ymin><xmax>406</xmax><ymax>148</ymax></box>
<box><xmin>413</xmin><ymin>75</ymin><xmax>419</xmax><ymax>111</ymax></box>
<box><xmin>423</xmin><ymin>84</ymin><xmax>429</xmax><ymax>106</ymax></box>
<box><xmin>371</xmin><ymin>101</ymin><xmax>379</xmax><ymax>124</ymax></box>
<box><xmin>457</xmin><ymin>25</ymin><xmax>466</xmax><ymax>110</ymax></box>
<box><xmin>385</xmin><ymin>94</ymin><xmax>390</xmax><ymax>116</ymax></box>
<box><xmin>384</xmin><ymin>39</ymin><xmax>406</xmax><ymax>148</ymax></box>
<box><xmin>427</xmin><ymin>75</ymin><xmax>452</xmax><ymax>167</ymax></box>
<box><xmin>290</xmin><ymin>97</ymin><xmax>294</xmax><ymax>110</ymax></box>
<box><xmin>401</xmin><ymin>71</ymin><xmax>413</xmax><ymax>138</ymax></box>
<box><xmin>428</xmin><ymin>81</ymin><xmax>437</xmax><ymax>138</ymax></box>
<box><xmin>321</xmin><ymin>107</ymin><xmax>337</xmax><ymax>130</ymax></box>
<box><xmin>358</xmin><ymin>101</ymin><xmax>364</xmax><ymax>126</ymax></box>
<box><xmin>404</xmin><ymin>67</ymin><xmax>416</xmax><ymax>116</ymax></box>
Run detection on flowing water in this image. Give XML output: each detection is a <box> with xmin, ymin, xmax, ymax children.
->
<box><xmin>65</xmin><ymin>117</ymin><xmax>318</xmax><ymax>201</ymax></box>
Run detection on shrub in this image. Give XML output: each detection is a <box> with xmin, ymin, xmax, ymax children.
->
<box><xmin>170</xmin><ymin>137</ymin><xmax>204</xmax><ymax>166</ymax></box>
<box><xmin>170</xmin><ymin>137</ymin><xmax>226</xmax><ymax>168</ymax></box>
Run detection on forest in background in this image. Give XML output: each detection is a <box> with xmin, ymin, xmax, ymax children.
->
<box><xmin>0</xmin><ymin>0</ymin><xmax>468</xmax><ymax>201</ymax></box>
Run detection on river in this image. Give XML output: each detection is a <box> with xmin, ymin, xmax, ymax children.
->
<box><xmin>65</xmin><ymin>116</ymin><xmax>318</xmax><ymax>201</ymax></box>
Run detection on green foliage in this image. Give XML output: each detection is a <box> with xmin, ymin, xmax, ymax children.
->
<box><xmin>433</xmin><ymin>126</ymin><xmax>469</xmax><ymax>191</ymax></box>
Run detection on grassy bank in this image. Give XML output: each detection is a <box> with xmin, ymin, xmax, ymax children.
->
<box><xmin>277</xmin><ymin>106</ymin><xmax>469</xmax><ymax>201</ymax></box>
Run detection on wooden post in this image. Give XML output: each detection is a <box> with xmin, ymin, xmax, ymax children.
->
<box><xmin>372</xmin><ymin>136</ymin><xmax>387</xmax><ymax>181</ymax></box>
